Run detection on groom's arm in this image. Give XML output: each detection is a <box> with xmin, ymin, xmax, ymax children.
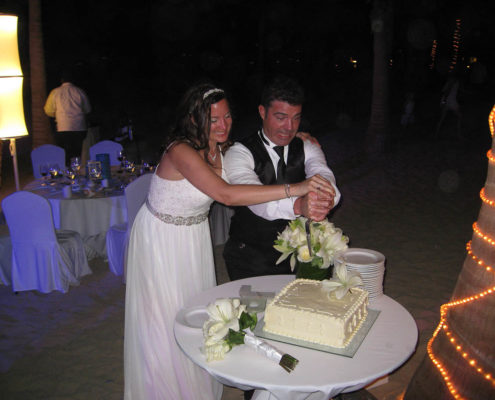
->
<box><xmin>281</xmin><ymin>140</ymin><xmax>340</xmax><ymax>221</ymax></box>
<box><xmin>302</xmin><ymin>140</ymin><xmax>341</xmax><ymax>207</ymax></box>
<box><xmin>223</xmin><ymin>142</ymin><xmax>297</xmax><ymax>221</ymax></box>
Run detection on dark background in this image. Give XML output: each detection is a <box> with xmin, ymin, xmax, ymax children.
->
<box><xmin>1</xmin><ymin>0</ymin><xmax>495</xmax><ymax>162</ymax></box>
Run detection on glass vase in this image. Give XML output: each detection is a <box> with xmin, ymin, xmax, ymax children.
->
<box><xmin>295</xmin><ymin>260</ymin><xmax>329</xmax><ymax>281</ymax></box>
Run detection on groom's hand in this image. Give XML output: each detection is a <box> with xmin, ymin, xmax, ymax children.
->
<box><xmin>293</xmin><ymin>191</ymin><xmax>334</xmax><ymax>221</ymax></box>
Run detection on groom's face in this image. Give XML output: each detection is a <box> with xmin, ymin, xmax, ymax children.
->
<box><xmin>258</xmin><ymin>100</ymin><xmax>302</xmax><ymax>146</ymax></box>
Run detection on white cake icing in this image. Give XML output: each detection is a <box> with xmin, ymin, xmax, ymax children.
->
<box><xmin>263</xmin><ymin>279</ymin><xmax>368</xmax><ymax>348</ymax></box>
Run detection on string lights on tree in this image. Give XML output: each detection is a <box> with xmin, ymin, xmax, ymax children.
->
<box><xmin>449</xmin><ymin>18</ymin><xmax>461</xmax><ymax>71</ymax></box>
<box><xmin>425</xmin><ymin>104</ymin><xmax>495</xmax><ymax>399</ymax></box>
<box><xmin>429</xmin><ymin>39</ymin><xmax>438</xmax><ymax>70</ymax></box>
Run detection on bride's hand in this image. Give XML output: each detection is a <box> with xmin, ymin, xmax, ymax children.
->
<box><xmin>296</xmin><ymin>131</ymin><xmax>321</xmax><ymax>147</ymax></box>
<box><xmin>291</xmin><ymin>174</ymin><xmax>335</xmax><ymax>199</ymax></box>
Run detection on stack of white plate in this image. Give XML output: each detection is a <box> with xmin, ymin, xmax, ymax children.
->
<box><xmin>334</xmin><ymin>248</ymin><xmax>386</xmax><ymax>302</ymax></box>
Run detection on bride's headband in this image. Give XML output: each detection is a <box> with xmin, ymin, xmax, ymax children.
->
<box><xmin>203</xmin><ymin>88</ymin><xmax>224</xmax><ymax>100</ymax></box>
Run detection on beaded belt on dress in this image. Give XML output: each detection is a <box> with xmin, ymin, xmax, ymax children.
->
<box><xmin>146</xmin><ymin>199</ymin><xmax>209</xmax><ymax>226</ymax></box>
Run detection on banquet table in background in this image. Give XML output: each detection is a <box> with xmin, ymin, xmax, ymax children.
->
<box><xmin>175</xmin><ymin>275</ymin><xmax>418</xmax><ymax>400</ymax></box>
<box><xmin>24</xmin><ymin>179</ymin><xmax>127</xmax><ymax>259</ymax></box>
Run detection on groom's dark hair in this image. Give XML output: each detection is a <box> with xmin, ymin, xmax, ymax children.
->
<box><xmin>260</xmin><ymin>76</ymin><xmax>305</xmax><ymax>109</ymax></box>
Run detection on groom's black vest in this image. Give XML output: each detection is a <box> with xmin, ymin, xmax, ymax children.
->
<box><xmin>228</xmin><ymin>133</ymin><xmax>306</xmax><ymax>247</ymax></box>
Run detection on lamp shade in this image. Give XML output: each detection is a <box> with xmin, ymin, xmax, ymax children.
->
<box><xmin>0</xmin><ymin>15</ymin><xmax>22</xmax><ymax>77</ymax></box>
<box><xmin>0</xmin><ymin>76</ymin><xmax>28</xmax><ymax>138</ymax></box>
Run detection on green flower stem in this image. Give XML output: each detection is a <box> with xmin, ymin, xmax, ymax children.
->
<box><xmin>226</xmin><ymin>329</ymin><xmax>246</xmax><ymax>348</ymax></box>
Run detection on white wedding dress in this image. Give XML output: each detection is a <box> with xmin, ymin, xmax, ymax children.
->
<box><xmin>124</xmin><ymin>170</ymin><xmax>223</xmax><ymax>400</ymax></box>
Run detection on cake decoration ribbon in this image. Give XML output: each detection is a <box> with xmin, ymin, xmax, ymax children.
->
<box><xmin>202</xmin><ymin>297</ymin><xmax>298</xmax><ymax>373</ymax></box>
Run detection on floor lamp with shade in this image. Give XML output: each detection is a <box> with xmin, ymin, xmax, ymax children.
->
<box><xmin>0</xmin><ymin>14</ymin><xmax>29</xmax><ymax>191</ymax></box>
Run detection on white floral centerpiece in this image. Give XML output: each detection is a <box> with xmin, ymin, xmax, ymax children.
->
<box><xmin>274</xmin><ymin>217</ymin><xmax>349</xmax><ymax>279</ymax></box>
<box><xmin>202</xmin><ymin>298</ymin><xmax>298</xmax><ymax>372</ymax></box>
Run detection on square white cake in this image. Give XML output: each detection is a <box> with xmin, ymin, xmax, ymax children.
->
<box><xmin>263</xmin><ymin>279</ymin><xmax>368</xmax><ymax>348</ymax></box>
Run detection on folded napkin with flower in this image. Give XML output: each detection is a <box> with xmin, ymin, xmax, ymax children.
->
<box><xmin>202</xmin><ymin>298</ymin><xmax>298</xmax><ymax>372</ymax></box>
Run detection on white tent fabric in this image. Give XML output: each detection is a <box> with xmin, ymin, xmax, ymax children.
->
<box><xmin>31</xmin><ymin>144</ymin><xmax>66</xmax><ymax>179</ymax></box>
<box><xmin>2</xmin><ymin>191</ymin><xmax>91</xmax><ymax>293</ymax></box>
<box><xmin>106</xmin><ymin>173</ymin><xmax>152</xmax><ymax>276</ymax></box>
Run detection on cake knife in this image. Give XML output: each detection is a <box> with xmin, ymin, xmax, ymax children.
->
<box><xmin>305</xmin><ymin>218</ymin><xmax>312</xmax><ymax>256</ymax></box>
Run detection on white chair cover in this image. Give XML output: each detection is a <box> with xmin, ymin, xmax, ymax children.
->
<box><xmin>0</xmin><ymin>225</ymin><xmax>12</xmax><ymax>285</ymax></box>
<box><xmin>81</xmin><ymin>126</ymin><xmax>101</xmax><ymax>166</ymax></box>
<box><xmin>106</xmin><ymin>223</ymin><xmax>126</xmax><ymax>276</ymax></box>
<box><xmin>2</xmin><ymin>191</ymin><xmax>92</xmax><ymax>293</ymax></box>
<box><xmin>89</xmin><ymin>140</ymin><xmax>123</xmax><ymax>166</ymax></box>
<box><xmin>106</xmin><ymin>173</ymin><xmax>152</xmax><ymax>276</ymax></box>
<box><xmin>31</xmin><ymin>144</ymin><xmax>66</xmax><ymax>179</ymax></box>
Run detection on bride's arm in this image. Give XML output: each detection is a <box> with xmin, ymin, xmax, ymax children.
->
<box><xmin>161</xmin><ymin>143</ymin><xmax>333</xmax><ymax>207</ymax></box>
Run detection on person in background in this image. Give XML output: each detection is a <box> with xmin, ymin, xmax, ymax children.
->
<box><xmin>400</xmin><ymin>91</ymin><xmax>415</xmax><ymax>129</ymax></box>
<box><xmin>223</xmin><ymin>75</ymin><xmax>341</xmax><ymax>281</ymax></box>
<box><xmin>435</xmin><ymin>73</ymin><xmax>462</xmax><ymax>139</ymax></box>
<box><xmin>114</xmin><ymin>112</ymin><xmax>134</xmax><ymax>144</ymax></box>
<box><xmin>123</xmin><ymin>82</ymin><xmax>334</xmax><ymax>400</ymax></box>
<box><xmin>44</xmin><ymin>69</ymin><xmax>91</xmax><ymax>161</ymax></box>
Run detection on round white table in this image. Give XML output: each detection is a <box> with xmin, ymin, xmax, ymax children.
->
<box><xmin>24</xmin><ymin>179</ymin><xmax>127</xmax><ymax>259</ymax></box>
<box><xmin>175</xmin><ymin>275</ymin><xmax>418</xmax><ymax>400</ymax></box>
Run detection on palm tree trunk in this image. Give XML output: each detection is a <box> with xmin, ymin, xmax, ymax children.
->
<box><xmin>405</xmin><ymin>106</ymin><xmax>495</xmax><ymax>399</ymax></box>
<box><xmin>366</xmin><ymin>0</ymin><xmax>393</xmax><ymax>156</ymax></box>
<box><xmin>29</xmin><ymin>0</ymin><xmax>53</xmax><ymax>149</ymax></box>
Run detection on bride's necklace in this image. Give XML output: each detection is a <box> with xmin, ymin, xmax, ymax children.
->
<box><xmin>208</xmin><ymin>147</ymin><xmax>218</xmax><ymax>162</ymax></box>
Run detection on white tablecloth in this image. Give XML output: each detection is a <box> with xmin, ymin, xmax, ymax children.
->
<box><xmin>174</xmin><ymin>275</ymin><xmax>418</xmax><ymax>400</ymax></box>
<box><xmin>24</xmin><ymin>180</ymin><xmax>127</xmax><ymax>259</ymax></box>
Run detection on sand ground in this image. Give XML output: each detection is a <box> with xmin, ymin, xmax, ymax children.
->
<box><xmin>0</xmin><ymin>103</ymin><xmax>492</xmax><ymax>400</ymax></box>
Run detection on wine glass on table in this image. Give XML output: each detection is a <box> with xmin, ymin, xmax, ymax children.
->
<box><xmin>124</xmin><ymin>160</ymin><xmax>135</xmax><ymax>174</ymax></box>
<box><xmin>117</xmin><ymin>150</ymin><xmax>126</xmax><ymax>172</ymax></box>
<box><xmin>39</xmin><ymin>163</ymin><xmax>49</xmax><ymax>185</ymax></box>
<box><xmin>65</xmin><ymin>168</ymin><xmax>76</xmax><ymax>184</ymax></box>
<box><xmin>88</xmin><ymin>161</ymin><xmax>102</xmax><ymax>181</ymax></box>
<box><xmin>142</xmin><ymin>160</ymin><xmax>155</xmax><ymax>173</ymax></box>
<box><xmin>70</xmin><ymin>157</ymin><xmax>81</xmax><ymax>174</ymax></box>
<box><xmin>70</xmin><ymin>157</ymin><xmax>81</xmax><ymax>184</ymax></box>
<box><xmin>49</xmin><ymin>163</ymin><xmax>61</xmax><ymax>179</ymax></box>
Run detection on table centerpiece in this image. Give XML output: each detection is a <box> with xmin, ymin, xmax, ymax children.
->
<box><xmin>273</xmin><ymin>217</ymin><xmax>349</xmax><ymax>280</ymax></box>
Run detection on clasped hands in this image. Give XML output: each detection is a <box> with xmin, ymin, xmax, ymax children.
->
<box><xmin>293</xmin><ymin>175</ymin><xmax>335</xmax><ymax>221</ymax></box>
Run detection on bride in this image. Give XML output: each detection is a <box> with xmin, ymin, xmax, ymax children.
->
<box><xmin>123</xmin><ymin>82</ymin><xmax>334</xmax><ymax>399</ymax></box>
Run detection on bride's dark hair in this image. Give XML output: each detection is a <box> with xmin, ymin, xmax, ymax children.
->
<box><xmin>164</xmin><ymin>82</ymin><xmax>233</xmax><ymax>164</ymax></box>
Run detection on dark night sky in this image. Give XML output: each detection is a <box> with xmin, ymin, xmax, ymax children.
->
<box><xmin>1</xmin><ymin>0</ymin><xmax>495</xmax><ymax>152</ymax></box>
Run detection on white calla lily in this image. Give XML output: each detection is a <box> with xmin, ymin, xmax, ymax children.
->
<box><xmin>321</xmin><ymin>263</ymin><xmax>363</xmax><ymax>299</ymax></box>
<box><xmin>206</xmin><ymin>298</ymin><xmax>243</xmax><ymax>322</ymax></box>
<box><xmin>274</xmin><ymin>217</ymin><xmax>349</xmax><ymax>272</ymax></box>
<box><xmin>203</xmin><ymin>319</ymin><xmax>238</xmax><ymax>343</ymax></box>
<box><xmin>204</xmin><ymin>341</ymin><xmax>230</xmax><ymax>362</ymax></box>
<box><xmin>297</xmin><ymin>245</ymin><xmax>312</xmax><ymax>263</ymax></box>
<box><xmin>203</xmin><ymin>298</ymin><xmax>246</xmax><ymax>342</ymax></box>
<box><xmin>201</xmin><ymin>297</ymin><xmax>298</xmax><ymax>372</ymax></box>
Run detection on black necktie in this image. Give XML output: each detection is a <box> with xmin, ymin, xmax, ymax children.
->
<box><xmin>273</xmin><ymin>146</ymin><xmax>286</xmax><ymax>183</ymax></box>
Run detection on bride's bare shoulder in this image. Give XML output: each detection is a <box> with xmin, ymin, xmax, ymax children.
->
<box><xmin>159</xmin><ymin>141</ymin><xmax>204</xmax><ymax>177</ymax></box>
<box><xmin>157</xmin><ymin>143</ymin><xmax>193</xmax><ymax>179</ymax></box>
<box><xmin>166</xmin><ymin>141</ymin><xmax>196</xmax><ymax>156</ymax></box>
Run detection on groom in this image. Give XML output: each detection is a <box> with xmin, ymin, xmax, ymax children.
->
<box><xmin>223</xmin><ymin>76</ymin><xmax>341</xmax><ymax>281</ymax></box>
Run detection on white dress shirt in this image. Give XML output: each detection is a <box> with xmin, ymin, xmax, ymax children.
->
<box><xmin>224</xmin><ymin>131</ymin><xmax>341</xmax><ymax>221</ymax></box>
<box><xmin>44</xmin><ymin>82</ymin><xmax>91</xmax><ymax>132</ymax></box>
